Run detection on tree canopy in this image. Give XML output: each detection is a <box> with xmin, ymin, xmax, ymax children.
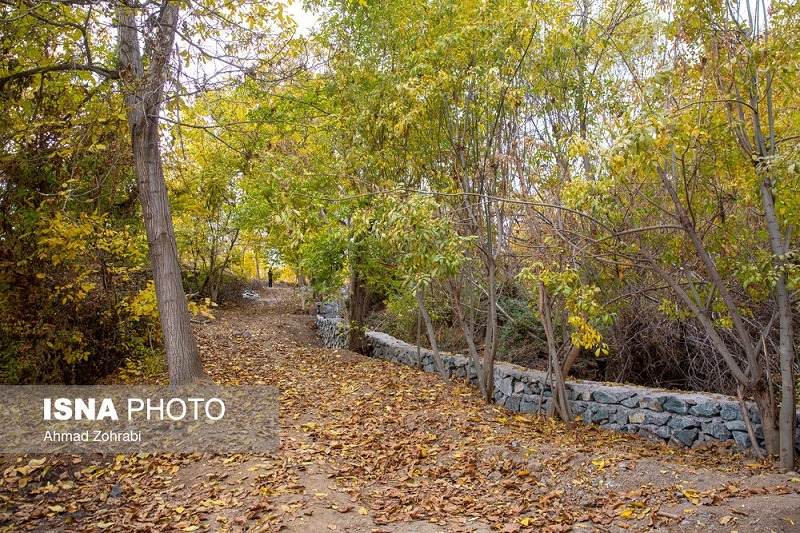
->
<box><xmin>1</xmin><ymin>0</ymin><xmax>798</xmax><ymax>468</ymax></box>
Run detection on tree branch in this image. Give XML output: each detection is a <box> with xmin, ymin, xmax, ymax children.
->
<box><xmin>0</xmin><ymin>63</ymin><xmax>119</xmax><ymax>91</ymax></box>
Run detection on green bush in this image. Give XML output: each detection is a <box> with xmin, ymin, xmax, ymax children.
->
<box><xmin>496</xmin><ymin>296</ymin><xmax>548</xmax><ymax>361</ymax></box>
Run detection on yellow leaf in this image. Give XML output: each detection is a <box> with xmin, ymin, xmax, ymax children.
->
<box><xmin>175</xmin><ymin>506</ymin><xmax>185</xmax><ymax>514</ymax></box>
<box><xmin>517</xmin><ymin>469</ymin><xmax>531</xmax><ymax>477</ymax></box>
<box><xmin>183</xmin><ymin>527</ymin><xmax>199</xmax><ymax>532</ymax></box>
<box><xmin>619</xmin><ymin>508</ymin><xmax>634</xmax><ymax>518</ymax></box>
<box><xmin>95</xmin><ymin>523</ymin><xmax>115</xmax><ymax>529</ymax></box>
<box><xmin>520</xmin><ymin>517</ymin><xmax>533</xmax><ymax>526</ymax></box>
<box><xmin>358</xmin><ymin>507</ymin><xmax>368</xmax><ymax>516</ymax></box>
<box><xmin>47</xmin><ymin>505</ymin><xmax>65</xmax><ymax>513</ymax></box>
<box><xmin>682</xmin><ymin>489</ymin><xmax>700</xmax><ymax>504</ymax></box>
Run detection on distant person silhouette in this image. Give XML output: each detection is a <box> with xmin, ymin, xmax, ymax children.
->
<box><xmin>268</xmin><ymin>268</ymin><xmax>273</xmax><ymax>288</ymax></box>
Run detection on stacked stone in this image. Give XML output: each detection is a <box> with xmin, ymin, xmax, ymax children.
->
<box><xmin>317</xmin><ymin>310</ymin><xmax>800</xmax><ymax>452</ymax></box>
<box><xmin>315</xmin><ymin>316</ymin><xmax>348</xmax><ymax>350</ymax></box>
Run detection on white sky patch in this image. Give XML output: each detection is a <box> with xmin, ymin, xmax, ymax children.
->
<box><xmin>286</xmin><ymin>1</ymin><xmax>320</xmax><ymax>36</ymax></box>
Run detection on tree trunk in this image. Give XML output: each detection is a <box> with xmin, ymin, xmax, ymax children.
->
<box><xmin>539</xmin><ymin>282</ymin><xmax>572</xmax><ymax>426</ymax></box>
<box><xmin>482</xmin><ymin>264</ymin><xmax>497</xmax><ymax>403</ymax></box>
<box><xmin>450</xmin><ymin>278</ymin><xmax>488</xmax><ymax>398</ymax></box>
<box><xmin>561</xmin><ymin>344</ymin><xmax>581</xmax><ymax>377</ymax></box>
<box><xmin>759</xmin><ymin>179</ymin><xmax>797</xmax><ymax>469</ymax></box>
<box><xmin>752</xmin><ymin>382</ymin><xmax>780</xmax><ymax>455</ymax></box>
<box><xmin>415</xmin><ymin>289</ymin><xmax>450</xmax><ymax>382</ymax></box>
<box><xmin>118</xmin><ymin>3</ymin><xmax>206</xmax><ymax>386</ymax></box>
<box><xmin>347</xmin><ymin>264</ymin><xmax>371</xmax><ymax>353</ymax></box>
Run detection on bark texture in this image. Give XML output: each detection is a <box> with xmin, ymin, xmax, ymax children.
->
<box><xmin>118</xmin><ymin>3</ymin><xmax>206</xmax><ymax>386</ymax></box>
<box><xmin>347</xmin><ymin>265</ymin><xmax>371</xmax><ymax>354</ymax></box>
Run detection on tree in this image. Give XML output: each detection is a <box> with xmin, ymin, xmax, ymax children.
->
<box><xmin>2</xmin><ymin>0</ymin><xmax>293</xmax><ymax>385</ymax></box>
<box><xmin>117</xmin><ymin>2</ymin><xmax>206</xmax><ymax>385</ymax></box>
<box><xmin>592</xmin><ymin>0</ymin><xmax>799</xmax><ymax>468</ymax></box>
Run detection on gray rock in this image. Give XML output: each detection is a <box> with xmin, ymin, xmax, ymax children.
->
<box><xmin>593</xmin><ymin>390</ymin><xmax>632</xmax><ymax>404</ymax></box>
<box><xmin>591</xmin><ymin>408</ymin><xmax>610</xmax><ymax>423</ymax></box>
<box><xmin>689</xmin><ymin>401</ymin><xmax>720</xmax><ymax>417</ymax></box>
<box><xmin>732</xmin><ymin>431</ymin><xmax>752</xmax><ymax>449</ymax></box>
<box><xmin>567</xmin><ymin>389</ymin><xmax>579</xmax><ymax>401</ymax></box>
<box><xmin>720</xmin><ymin>403</ymin><xmax>742</xmax><ymax>421</ymax></box>
<box><xmin>520</xmin><ymin>399</ymin><xmax>538</xmax><ymax>414</ymax></box>
<box><xmin>506</xmin><ymin>394</ymin><xmax>521</xmax><ymax>412</ymax></box>
<box><xmin>610</xmin><ymin>411</ymin><xmax>628</xmax><ymax>425</ymax></box>
<box><xmin>639</xmin><ymin>397</ymin><xmax>663</xmax><ymax>412</ymax></box>
<box><xmin>724</xmin><ymin>420</ymin><xmax>748</xmax><ymax>432</ymax></box>
<box><xmin>621</xmin><ymin>395</ymin><xmax>640</xmax><ymax>408</ymax></box>
<box><xmin>570</xmin><ymin>400</ymin><xmax>587</xmax><ymax>412</ymax></box>
<box><xmin>644</xmin><ymin>411</ymin><xmax>673</xmax><ymax>426</ymax></box>
<box><xmin>702</xmin><ymin>422</ymin><xmax>732</xmax><ymax>441</ymax></box>
<box><xmin>662</xmin><ymin>396</ymin><xmax>690</xmax><ymax>414</ymax></box>
<box><xmin>498</xmin><ymin>377</ymin><xmax>514</xmax><ymax>397</ymax></box>
<box><xmin>668</xmin><ymin>415</ymin><xmax>700</xmax><ymax>430</ymax></box>
<box><xmin>656</xmin><ymin>426</ymin><xmax>672</xmax><ymax>439</ymax></box>
<box><xmin>671</xmin><ymin>429</ymin><xmax>699</xmax><ymax>447</ymax></box>
<box><xmin>639</xmin><ymin>426</ymin><xmax>667</xmax><ymax>442</ymax></box>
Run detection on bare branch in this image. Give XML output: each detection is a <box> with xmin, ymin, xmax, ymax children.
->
<box><xmin>0</xmin><ymin>63</ymin><xmax>119</xmax><ymax>91</ymax></box>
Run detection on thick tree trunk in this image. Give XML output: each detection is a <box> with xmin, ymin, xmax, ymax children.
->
<box><xmin>752</xmin><ymin>382</ymin><xmax>780</xmax><ymax>455</ymax></box>
<box><xmin>347</xmin><ymin>265</ymin><xmax>371</xmax><ymax>353</ymax></box>
<box><xmin>118</xmin><ymin>3</ymin><xmax>206</xmax><ymax>386</ymax></box>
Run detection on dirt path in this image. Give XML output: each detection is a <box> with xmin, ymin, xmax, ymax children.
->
<box><xmin>2</xmin><ymin>287</ymin><xmax>799</xmax><ymax>532</ymax></box>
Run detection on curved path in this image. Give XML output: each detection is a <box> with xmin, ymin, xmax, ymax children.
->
<box><xmin>2</xmin><ymin>287</ymin><xmax>799</xmax><ymax>532</ymax></box>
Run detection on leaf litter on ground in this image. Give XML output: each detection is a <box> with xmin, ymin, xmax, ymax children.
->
<box><xmin>1</xmin><ymin>288</ymin><xmax>799</xmax><ymax>532</ymax></box>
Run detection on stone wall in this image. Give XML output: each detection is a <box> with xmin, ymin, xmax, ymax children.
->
<box><xmin>316</xmin><ymin>315</ymin><xmax>348</xmax><ymax>350</ymax></box>
<box><xmin>316</xmin><ymin>314</ymin><xmax>799</xmax><ymax>452</ymax></box>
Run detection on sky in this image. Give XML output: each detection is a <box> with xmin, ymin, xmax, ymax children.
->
<box><xmin>286</xmin><ymin>1</ymin><xmax>321</xmax><ymax>36</ymax></box>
